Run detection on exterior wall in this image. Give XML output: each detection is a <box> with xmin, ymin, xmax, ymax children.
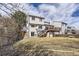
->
<box><xmin>52</xmin><ymin>22</ymin><xmax>62</xmax><ymax>28</ymax></box>
<box><xmin>29</xmin><ymin>16</ymin><xmax>44</xmax><ymax>25</ymax></box>
<box><xmin>52</xmin><ymin>21</ymin><xmax>67</xmax><ymax>34</ymax></box>
<box><xmin>61</xmin><ymin>23</ymin><xmax>67</xmax><ymax>34</ymax></box>
<box><xmin>29</xmin><ymin>24</ymin><xmax>46</xmax><ymax>37</ymax></box>
<box><xmin>29</xmin><ymin>25</ymin><xmax>37</xmax><ymax>37</ymax></box>
<box><xmin>26</xmin><ymin>15</ymin><xmax>67</xmax><ymax>37</ymax></box>
<box><xmin>52</xmin><ymin>22</ymin><xmax>62</xmax><ymax>34</ymax></box>
<box><xmin>26</xmin><ymin>15</ymin><xmax>46</xmax><ymax>37</ymax></box>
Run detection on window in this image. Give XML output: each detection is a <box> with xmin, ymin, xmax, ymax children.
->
<box><xmin>39</xmin><ymin>18</ymin><xmax>42</xmax><ymax>22</ymax></box>
<box><xmin>32</xmin><ymin>17</ymin><xmax>35</xmax><ymax>20</ymax></box>
<box><xmin>67</xmin><ymin>27</ymin><xmax>71</xmax><ymax>29</ymax></box>
<box><xmin>38</xmin><ymin>25</ymin><xmax>42</xmax><ymax>29</ymax></box>
<box><xmin>31</xmin><ymin>32</ymin><xmax>35</xmax><ymax>36</ymax></box>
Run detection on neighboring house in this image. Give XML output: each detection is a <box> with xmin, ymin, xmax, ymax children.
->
<box><xmin>65</xmin><ymin>26</ymin><xmax>76</xmax><ymax>34</ymax></box>
<box><xmin>26</xmin><ymin>14</ymin><xmax>49</xmax><ymax>37</ymax></box>
<box><xmin>65</xmin><ymin>26</ymin><xmax>72</xmax><ymax>34</ymax></box>
<box><xmin>52</xmin><ymin>21</ymin><xmax>67</xmax><ymax>34</ymax></box>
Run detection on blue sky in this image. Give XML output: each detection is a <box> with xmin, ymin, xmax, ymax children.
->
<box><xmin>31</xmin><ymin>3</ymin><xmax>79</xmax><ymax>17</ymax></box>
<box><xmin>0</xmin><ymin>3</ymin><xmax>79</xmax><ymax>29</ymax></box>
<box><xmin>72</xmin><ymin>9</ymin><xmax>79</xmax><ymax>16</ymax></box>
<box><xmin>31</xmin><ymin>3</ymin><xmax>42</xmax><ymax>7</ymax></box>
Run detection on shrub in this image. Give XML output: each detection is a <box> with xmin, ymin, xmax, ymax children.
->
<box><xmin>0</xmin><ymin>17</ymin><xmax>18</xmax><ymax>46</ymax></box>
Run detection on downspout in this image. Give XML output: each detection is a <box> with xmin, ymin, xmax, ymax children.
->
<box><xmin>26</xmin><ymin>12</ymin><xmax>30</xmax><ymax>38</ymax></box>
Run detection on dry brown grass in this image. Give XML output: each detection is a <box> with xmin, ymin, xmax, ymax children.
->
<box><xmin>14</xmin><ymin>37</ymin><xmax>79</xmax><ymax>56</ymax></box>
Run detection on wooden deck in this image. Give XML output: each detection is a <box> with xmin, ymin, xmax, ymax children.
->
<box><xmin>38</xmin><ymin>26</ymin><xmax>61</xmax><ymax>37</ymax></box>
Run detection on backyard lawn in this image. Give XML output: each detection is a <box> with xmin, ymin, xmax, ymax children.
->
<box><xmin>14</xmin><ymin>37</ymin><xmax>79</xmax><ymax>56</ymax></box>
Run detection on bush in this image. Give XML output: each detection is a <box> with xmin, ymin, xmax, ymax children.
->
<box><xmin>0</xmin><ymin>17</ymin><xmax>18</xmax><ymax>46</ymax></box>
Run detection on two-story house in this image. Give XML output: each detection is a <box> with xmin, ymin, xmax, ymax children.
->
<box><xmin>24</xmin><ymin>14</ymin><xmax>68</xmax><ymax>37</ymax></box>
<box><xmin>26</xmin><ymin>14</ymin><xmax>48</xmax><ymax>37</ymax></box>
<box><xmin>52</xmin><ymin>21</ymin><xmax>67</xmax><ymax>34</ymax></box>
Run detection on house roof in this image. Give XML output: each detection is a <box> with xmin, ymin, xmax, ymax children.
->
<box><xmin>28</xmin><ymin>14</ymin><xmax>45</xmax><ymax>19</ymax></box>
<box><xmin>53</xmin><ymin>21</ymin><xmax>67</xmax><ymax>25</ymax></box>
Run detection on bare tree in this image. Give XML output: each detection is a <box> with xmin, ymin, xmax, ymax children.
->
<box><xmin>0</xmin><ymin>3</ymin><xmax>25</xmax><ymax>16</ymax></box>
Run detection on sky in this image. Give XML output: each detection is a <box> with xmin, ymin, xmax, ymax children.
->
<box><xmin>24</xmin><ymin>3</ymin><xmax>79</xmax><ymax>29</ymax></box>
<box><xmin>0</xmin><ymin>3</ymin><xmax>79</xmax><ymax>29</ymax></box>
